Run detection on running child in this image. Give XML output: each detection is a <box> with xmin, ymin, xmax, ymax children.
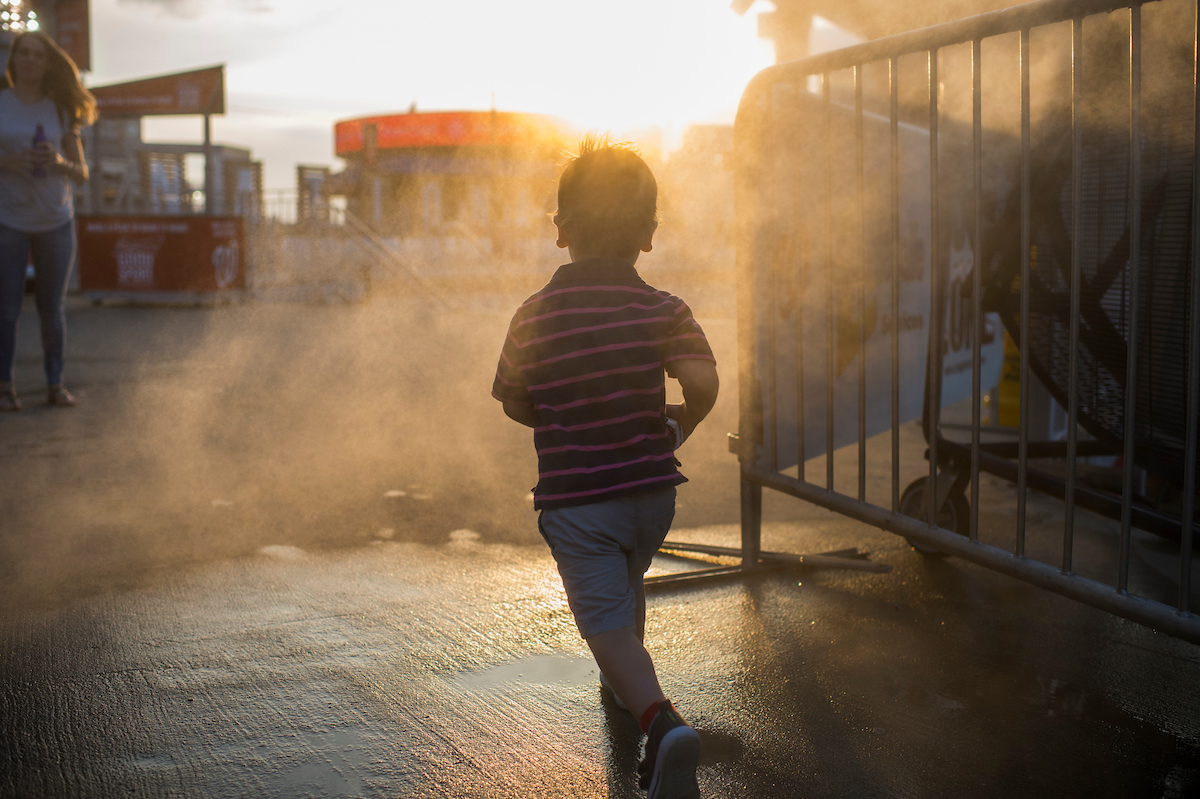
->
<box><xmin>492</xmin><ymin>135</ymin><xmax>719</xmax><ymax>799</ymax></box>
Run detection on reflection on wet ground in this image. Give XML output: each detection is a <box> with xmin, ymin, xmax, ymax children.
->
<box><xmin>2</xmin><ymin>531</ymin><xmax>1198</xmax><ymax>797</ymax></box>
<box><xmin>455</xmin><ymin>653</ymin><xmax>599</xmax><ymax>691</ymax></box>
<box><xmin>1</xmin><ymin>295</ymin><xmax>1198</xmax><ymax>797</ymax></box>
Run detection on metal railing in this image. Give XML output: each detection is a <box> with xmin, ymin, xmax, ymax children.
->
<box><xmin>261</xmin><ymin>189</ymin><xmax>347</xmax><ymax>227</ymax></box>
<box><xmin>731</xmin><ymin>0</ymin><xmax>1200</xmax><ymax>643</ymax></box>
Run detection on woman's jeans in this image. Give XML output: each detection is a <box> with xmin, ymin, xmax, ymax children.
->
<box><xmin>0</xmin><ymin>220</ymin><xmax>76</xmax><ymax>386</ymax></box>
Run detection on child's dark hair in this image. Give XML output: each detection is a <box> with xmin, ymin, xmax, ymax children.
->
<box><xmin>554</xmin><ymin>134</ymin><xmax>658</xmax><ymax>259</ymax></box>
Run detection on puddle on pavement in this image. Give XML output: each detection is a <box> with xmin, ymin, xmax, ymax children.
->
<box><xmin>258</xmin><ymin>545</ymin><xmax>307</xmax><ymax>560</ymax></box>
<box><xmin>454</xmin><ymin>654</ymin><xmax>597</xmax><ymax>691</ymax></box>
<box><xmin>209</xmin><ymin>725</ymin><xmax>377</xmax><ymax>796</ymax></box>
<box><xmin>126</xmin><ymin>754</ymin><xmax>177</xmax><ymax>772</ymax></box>
<box><xmin>275</xmin><ymin>728</ymin><xmax>367</xmax><ymax>795</ymax></box>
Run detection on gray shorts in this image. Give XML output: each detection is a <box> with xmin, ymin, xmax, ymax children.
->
<box><xmin>537</xmin><ymin>487</ymin><xmax>677</xmax><ymax>639</ymax></box>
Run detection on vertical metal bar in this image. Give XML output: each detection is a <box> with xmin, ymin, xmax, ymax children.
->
<box><xmin>1119</xmin><ymin>5</ymin><xmax>1142</xmax><ymax>594</ymax></box>
<box><xmin>740</xmin><ymin>471</ymin><xmax>763</xmax><ymax>572</ymax></box>
<box><xmin>825</xmin><ymin>74</ymin><xmax>836</xmax><ymax>492</ymax></box>
<box><xmin>768</xmin><ymin>236</ymin><xmax>780</xmax><ymax>473</ymax></box>
<box><xmin>793</xmin><ymin>75</ymin><xmax>812</xmax><ymax>484</ymax></box>
<box><xmin>891</xmin><ymin>56</ymin><xmax>902</xmax><ymax>513</ymax></box>
<box><xmin>928</xmin><ymin>49</ymin><xmax>942</xmax><ymax>527</ymax></box>
<box><xmin>1064</xmin><ymin>16</ymin><xmax>1084</xmax><ymax>574</ymax></box>
<box><xmin>796</xmin><ymin>193</ymin><xmax>807</xmax><ymax>482</ymax></box>
<box><xmin>734</xmin><ymin>69</ymin><xmax>767</xmax><ymax>575</ymax></box>
<box><xmin>970</xmin><ymin>38</ymin><xmax>983</xmax><ymax>543</ymax></box>
<box><xmin>203</xmin><ymin>113</ymin><xmax>213</xmax><ymax>215</ymax></box>
<box><xmin>1017</xmin><ymin>28</ymin><xmax>1032</xmax><ymax>559</ymax></box>
<box><xmin>856</xmin><ymin>64</ymin><xmax>868</xmax><ymax>502</ymax></box>
<box><xmin>1180</xmin><ymin>3</ymin><xmax>1200</xmax><ymax>614</ymax></box>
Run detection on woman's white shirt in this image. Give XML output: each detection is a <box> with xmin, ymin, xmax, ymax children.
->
<box><xmin>0</xmin><ymin>89</ymin><xmax>73</xmax><ymax>233</ymax></box>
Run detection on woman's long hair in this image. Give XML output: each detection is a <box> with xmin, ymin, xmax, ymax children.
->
<box><xmin>2</xmin><ymin>31</ymin><xmax>97</xmax><ymax>128</ymax></box>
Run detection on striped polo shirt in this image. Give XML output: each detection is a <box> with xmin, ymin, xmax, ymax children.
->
<box><xmin>492</xmin><ymin>258</ymin><xmax>716</xmax><ymax>510</ymax></box>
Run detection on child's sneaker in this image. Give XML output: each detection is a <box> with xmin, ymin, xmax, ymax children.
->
<box><xmin>638</xmin><ymin>701</ymin><xmax>701</xmax><ymax>798</ymax></box>
<box><xmin>599</xmin><ymin>670</ymin><xmax>629</xmax><ymax>711</ymax></box>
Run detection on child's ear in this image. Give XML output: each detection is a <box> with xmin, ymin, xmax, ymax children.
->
<box><xmin>640</xmin><ymin>221</ymin><xmax>658</xmax><ymax>253</ymax></box>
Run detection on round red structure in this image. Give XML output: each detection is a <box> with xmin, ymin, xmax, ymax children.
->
<box><xmin>330</xmin><ymin>110</ymin><xmax>571</xmax><ymax>245</ymax></box>
<box><xmin>335</xmin><ymin>111</ymin><xmax>567</xmax><ymax>156</ymax></box>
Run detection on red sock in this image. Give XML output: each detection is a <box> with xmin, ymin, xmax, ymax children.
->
<box><xmin>639</xmin><ymin>700</ymin><xmax>668</xmax><ymax>733</ymax></box>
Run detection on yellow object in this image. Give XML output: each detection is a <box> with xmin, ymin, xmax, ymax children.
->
<box><xmin>998</xmin><ymin>328</ymin><xmax>1022</xmax><ymax>428</ymax></box>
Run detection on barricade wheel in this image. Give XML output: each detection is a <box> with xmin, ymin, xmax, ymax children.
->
<box><xmin>899</xmin><ymin>476</ymin><xmax>970</xmax><ymax>556</ymax></box>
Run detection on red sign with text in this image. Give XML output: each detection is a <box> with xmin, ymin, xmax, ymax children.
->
<box><xmin>54</xmin><ymin>0</ymin><xmax>91</xmax><ymax>72</ymax></box>
<box><xmin>78</xmin><ymin>216</ymin><xmax>244</xmax><ymax>293</ymax></box>
<box><xmin>89</xmin><ymin>66</ymin><xmax>225</xmax><ymax>117</ymax></box>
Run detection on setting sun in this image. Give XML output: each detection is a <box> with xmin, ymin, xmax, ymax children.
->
<box><xmin>89</xmin><ymin>0</ymin><xmax>776</xmax><ymax>186</ymax></box>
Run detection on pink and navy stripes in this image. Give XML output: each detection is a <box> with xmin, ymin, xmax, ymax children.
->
<box><xmin>492</xmin><ymin>258</ymin><xmax>716</xmax><ymax>510</ymax></box>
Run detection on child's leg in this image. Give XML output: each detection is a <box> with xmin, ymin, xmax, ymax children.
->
<box><xmin>632</xmin><ymin>557</ymin><xmax>648</xmax><ymax>642</ymax></box>
<box><xmin>631</xmin><ymin>486</ymin><xmax>676</xmax><ymax>647</ymax></box>
<box><xmin>537</xmin><ymin>489</ymin><xmax>674</xmax><ymax>718</ymax></box>
<box><xmin>594</xmin><ymin>486</ymin><xmax>676</xmax><ymax>717</ymax></box>
<box><xmin>541</xmin><ymin>488</ymin><xmax>699</xmax><ymax>793</ymax></box>
<box><xmin>586</xmin><ymin>625</ymin><xmax>664</xmax><ymax>719</ymax></box>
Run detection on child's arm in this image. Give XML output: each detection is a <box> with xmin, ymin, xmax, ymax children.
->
<box><xmin>502</xmin><ymin>401</ymin><xmax>538</xmax><ymax>428</ymax></box>
<box><xmin>665</xmin><ymin>360</ymin><xmax>719</xmax><ymax>441</ymax></box>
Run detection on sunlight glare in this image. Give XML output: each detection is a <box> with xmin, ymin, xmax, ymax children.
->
<box><xmin>100</xmin><ymin>0</ymin><xmax>776</xmax><ymax>185</ymax></box>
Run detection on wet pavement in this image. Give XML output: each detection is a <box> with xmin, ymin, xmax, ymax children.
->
<box><xmin>2</xmin><ymin>289</ymin><xmax>1199</xmax><ymax>798</ymax></box>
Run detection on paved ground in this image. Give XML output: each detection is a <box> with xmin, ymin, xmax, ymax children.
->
<box><xmin>1</xmin><ymin>283</ymin><xmax>1199</xmax><ymax>798</ymax></box>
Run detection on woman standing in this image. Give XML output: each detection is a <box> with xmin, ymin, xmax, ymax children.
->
<box><xmin>0</xmin><ymin>30</ymin><xmax>95</xmax><ymax>411</ymax></box>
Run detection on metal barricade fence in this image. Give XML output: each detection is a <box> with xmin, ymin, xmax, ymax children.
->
<box><xmin>727</xmin><ymin>0</ymin><xmax>1200</xmax><ymax>643</ymax></box>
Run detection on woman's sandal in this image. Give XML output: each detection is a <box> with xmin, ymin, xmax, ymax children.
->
<box><xmin>0</xmin><ymin>390</ymin><xmax>19</xmax><ymax>412</ymax></box>
<box><xmin>47</xmin><ymin>385</ymin><xmax>78</xmax><ymax>407</ymax></box>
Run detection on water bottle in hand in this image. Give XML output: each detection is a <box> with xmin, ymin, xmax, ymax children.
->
<box><xmin>665</xmin><ymin>417</ymin><xmax>685</xmax><ymax>450</ymax></box>
<box><xmin>31</xmin><ymin>123</ymin><xmax>47</xmax><ymax>178</ymax></box>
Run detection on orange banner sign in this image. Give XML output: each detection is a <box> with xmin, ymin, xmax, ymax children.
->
<box><xmin>335</xmin><ymin>111</ymin><xmax>566</xmax><ymax>156</ymax></box>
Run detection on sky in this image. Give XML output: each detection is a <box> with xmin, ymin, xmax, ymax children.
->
<box><xmin>85</xmin><ymin>0</ymin><xmax>778</xmax><ymax>189</ymax></box>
